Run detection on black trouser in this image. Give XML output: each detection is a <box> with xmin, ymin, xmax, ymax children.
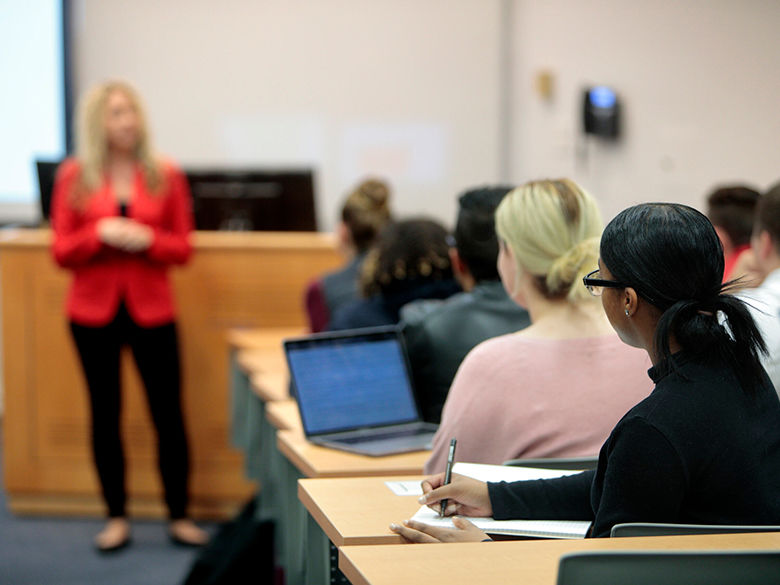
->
<box><xmin>70</xmin><ymin>304</ymin><xmax>190</xmax><ymax>520</ymax></box>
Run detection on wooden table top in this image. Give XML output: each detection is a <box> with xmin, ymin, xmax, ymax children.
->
<box><xmin>226</xmin><ymin>327</ymin><xmax>304</xmax><ymax>352</ymax></box>
<box><xmin>277</xmin><ymin>430</ymin><xmax>429</xmax><ymax>478</ymax></box>
<box><xmin>298</xmin><ymin>475</ymin><xmax>424</xmax><ymax>546</ymax></box>
<box><xmin>265</xmin><ymin>399</ymin><xmax>302</xmax><ymax>432</ymax></box>
<box><xmin>339</xmin><ymin>531</ymin><xmax>780</xmax><ymax>585</ymax></box>
<box><xmin>235</xmin><ymin>349</ymin><xmax>269</xmax><ymax>375</ymax></box>
<box><xmin>250</xmin><ymin>371</ymin><xmax>290</xmax><ymax>402</ymax></box>
<box><xmin>0</xmin><ymin>229</ymin><xmax>338</xmax><ymax>249</ymax></box>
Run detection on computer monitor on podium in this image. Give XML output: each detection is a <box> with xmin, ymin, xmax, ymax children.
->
<box><xmin>186</xmin><ymin>168</ymin><xmax>317</xmax><ymax>231</ymax></box>
<box><xmin>35</xmin><ymin>164</ymin><xmax>317</xmax><ymax>232</ymax></box>
<box><xmin>36</xmin><ymin>159</ymin><xmax>61</xmax><ymax>224</ymax></box>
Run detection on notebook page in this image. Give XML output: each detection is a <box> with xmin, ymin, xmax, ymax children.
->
<box><xmin>409</xmin><ymin>462</ymin><xmax>591</xmax><ymax>539</ymax></box>
<box><xmin>385</xmin><ymin>480</ymin><xmax>424</xmax><ymax>496</ymax></box>
<box><xmin>410</xmin><ymin>505</ymin><xmax>590</xmax><ymax>539</ymax></box>
<box><xmin>452</xmin><ymin>462</ymin><xmax>586</xmax><ymax>482</ymax></box>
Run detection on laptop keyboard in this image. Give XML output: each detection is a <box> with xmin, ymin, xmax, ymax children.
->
<box><xmin>336</xmin><ymin>427</ymin><xmax>433</xmax><ymax>445</ymax></box>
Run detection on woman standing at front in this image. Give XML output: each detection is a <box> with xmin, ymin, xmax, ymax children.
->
<box><xmin>51</xmin><ymin>81</ymin><xmax>207</xmax><ymax>552</ymax></box>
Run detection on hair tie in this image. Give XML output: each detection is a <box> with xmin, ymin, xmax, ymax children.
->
<box><xmin>694</xmin><ymin>295</ymin><xmax>719</xmax><ymax>317</ymax></box>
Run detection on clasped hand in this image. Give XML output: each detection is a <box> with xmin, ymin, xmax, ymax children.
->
<box><xmin>97</xmin><ymin>217</ymin><xmax>153</xmax><ymax>252</ymax></box>
<box><xmin>389</xmin><ymin>473</ymin><xmax>493</xmax><ymax>543</ymax></box>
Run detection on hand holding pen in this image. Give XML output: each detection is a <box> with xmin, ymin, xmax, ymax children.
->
<box><xmin>418</xmin><ymin>473</ymin><xmax>493</xmax><ymax>518</ymax></box>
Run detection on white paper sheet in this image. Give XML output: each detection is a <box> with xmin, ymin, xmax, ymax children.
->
<box><xmin>384</xmin><ymin>480</ymin><xmax>424</xmax><ymax>496</ymax></box>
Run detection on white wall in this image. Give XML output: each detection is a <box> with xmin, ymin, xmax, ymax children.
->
<box><xmin>510</xmin><ymin>0</ymin><xmax>780</xmax><ymax>222</ymax></box>
<box><xmin>70</xmin><ymin>0</ymin><xmax>780</xmax><ymax>227</ymax></box>
<box><xmin>71</xmin><ymin>0</ymin><xmax>504</xmax><ymax>231</ymax></box>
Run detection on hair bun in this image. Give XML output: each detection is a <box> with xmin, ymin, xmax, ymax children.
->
<box><xmin>354</xmin><ymin>179</ymin><xmax>390</xmax><ymax>211</ymax></box>
<box><xmin>342</xmin><ymin>178</ymin><xmax>393</xmax><ymax>252</ymax></box>
<box><xmin>546</xmin><ymin>237</ymin><xmax>600</xmax><ymax>297</ymax></box>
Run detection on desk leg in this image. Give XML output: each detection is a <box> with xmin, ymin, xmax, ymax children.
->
<box><xmin>229</xmin><ymin>350</ymin><xmax>250</xmax><ymax>450</ymax></box>
<box><xmin>305</xmin><ymin>512</ymin><xmax>330</xmax><ymax>584</ymax></box>
<box><xmin>257</xmin><ymin>402</ymin><xmax>283</xmax><ymax>524</ymax></box>
<box><xmin>245</xmin><ymin>391</ymin><xmax>265</xmax><ymax>481</ymax></box>
<box><xmin>304</xmin><ymin>513</ymin><xmax>351</xmax><ymax>585</ymax></box>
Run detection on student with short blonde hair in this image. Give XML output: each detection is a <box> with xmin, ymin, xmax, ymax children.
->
<box><xmin>424</xmin><ymin>179</ymin><xmax>652</xmax><ymax>473</ymax></box>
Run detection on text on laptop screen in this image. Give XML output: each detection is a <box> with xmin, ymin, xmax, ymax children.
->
<box><xmin>287</xmin><ymin>337</ymin><xmax>419</xmax><ymax>435</ymax></box>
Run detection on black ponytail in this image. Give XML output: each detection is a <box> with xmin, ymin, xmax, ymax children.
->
<box><xmin>602</xmin><ymin>203</ymin><xmax>767</xmax><ymax>394</ymax></box>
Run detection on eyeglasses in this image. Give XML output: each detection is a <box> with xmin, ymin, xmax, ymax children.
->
<box><xmin>582</xmin><ymin>269</ymin><xmax>627</xmax><ymax>297</ymax></box>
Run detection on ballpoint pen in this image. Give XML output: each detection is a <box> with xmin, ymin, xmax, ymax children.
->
<box><xmin>439</xmin><ymin>438</ymin><xmax>457</xmax><ymax>517</ymax></box>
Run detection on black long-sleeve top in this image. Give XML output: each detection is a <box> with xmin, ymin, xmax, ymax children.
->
<box><xmin>487</xmin><ymin>352</ymin><xmax>780</xmax><ymax>537</ymax></box>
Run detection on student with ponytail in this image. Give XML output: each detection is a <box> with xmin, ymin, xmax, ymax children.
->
<box><xmin>424</xmin><ymin>180</ymin><xmax>652</xmax><ymax>473</ymax></box>
<box><xmin>393</xmin><ymin>202</ymin><xmax>780</xmax><ymax>542</ymax></box>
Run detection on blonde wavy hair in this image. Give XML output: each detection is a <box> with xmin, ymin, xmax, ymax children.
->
<box><xmin>495</xmin><ymin>178</ymin><xmax>602</xmax><ymax>302</ymax></box>
<box><xmin>74</xmin><ymin>80</ymin><xmax>161</xmax><ymax>199</ymax></box>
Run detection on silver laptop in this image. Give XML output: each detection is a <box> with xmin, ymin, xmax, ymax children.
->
<box><xmin>283</xmin><ymin>326</ymin><xmax>438</xmax><ymax>456</ymax></box>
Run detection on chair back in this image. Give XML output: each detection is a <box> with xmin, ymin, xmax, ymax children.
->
<box><xmin>502</xmin><ymin>456</ymin><xmax>598</xmax><ymax>470</ymax></box>
<box><xmin>556</xmin><ymin>550</ymin><xmax>780</xmax><ymax>585</ymax></box>
<box><xmin>610</xmin><ymin>522</ymin><xmax>780</xmax><ymax>538</ymax></box>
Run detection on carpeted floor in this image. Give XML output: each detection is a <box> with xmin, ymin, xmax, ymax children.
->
<box><xmin>0</xmin><ymin>421</ymin><xmax>217</xmax><ymax>585</ymax></box>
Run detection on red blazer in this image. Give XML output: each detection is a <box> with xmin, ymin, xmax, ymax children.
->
<box><xmin>51</xmin><ymin>158</ymin><xmax>193</xmax><ymax>327</ymax></box>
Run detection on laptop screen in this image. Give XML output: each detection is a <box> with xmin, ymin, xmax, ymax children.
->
<box><xmin>284</xmin><ymin>328</ymin><xmax>420</xmax><ymax>436</ymax></box>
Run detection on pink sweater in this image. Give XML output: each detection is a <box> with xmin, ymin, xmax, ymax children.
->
<box><xmin>424</xmin><ymin>333</ymin><xmax>653</xmax><ymax>474</ymax></box>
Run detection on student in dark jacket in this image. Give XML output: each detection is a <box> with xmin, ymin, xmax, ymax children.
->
<box><xmin>390</xmin><ymin>202</ymin><xmax>780</xmax><ymax>542</ymax></box>
<box><xmin>328</xmin><ymin>218</ymin><xmax>460</xmax><ymax>330</ymax></box>
<box><xmin>400</xmin><ymin>186</ymin><xmax>530</xmax><ymax>423</ymax></box>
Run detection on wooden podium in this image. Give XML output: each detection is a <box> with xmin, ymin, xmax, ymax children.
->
<box><xmin>0</xmin><ymin>229</ymin><xmax>340</xmax><ymax>519</ymax></box>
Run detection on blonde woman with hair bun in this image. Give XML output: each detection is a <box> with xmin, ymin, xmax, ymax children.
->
<box><xmin>423</xmin><ymin>179</ymin><xmax>653</xmax><ymax>474</ymax></box>
<box><xmin>51</xmin><ymin>80</ymin><xmax>207</xmax><ymax>552</ymax></box>
<box><xmin>305</xmin><ymin>177</ymin><xmax>393</xmax><ymax>332</ymax></box>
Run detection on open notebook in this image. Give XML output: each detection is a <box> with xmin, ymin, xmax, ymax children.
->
<box><xmin>409</xmin><ymin>462</ymin><xmax>592</xmax><ymax>539</ymax></box>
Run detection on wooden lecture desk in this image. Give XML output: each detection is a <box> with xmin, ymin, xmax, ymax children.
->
<box><xmin>299</xmin><ymin>475</ymin><xmax>422</xmax><ymax>546</ymax></box>
<box><xmin>298</xmin><ymin>474</ymin><xmax>421</xmax><ymax>582</ymax></box>
<box><xmin>277</xmin><ymin>431</ymin><xmax>429</xmax><ymax>585</ymax></box>
<box><xmin>226</xmin><ymin>326</ymin><xmax>300</xmax><ymax>453</ymax></box>
<box><xmin>227</xmin><ymin>328</ymin><xmax>303</xmax><ymax>580</ymax></box>
<box><xmin>339</xmin><ymin>531</ymin><xmax>780</xmax><ymax>585</ymax></box>
<box><xmin>225</xmin><ymin>327</ymin><xmax>298</xmax><ymax>525</ymax></box>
